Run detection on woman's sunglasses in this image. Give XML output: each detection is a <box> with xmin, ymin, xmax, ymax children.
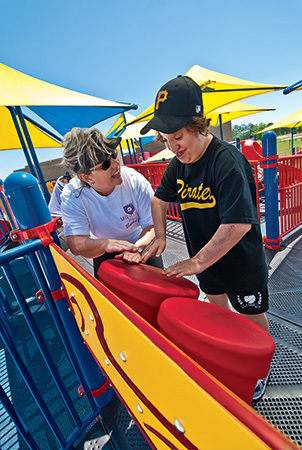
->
<box><xmin>88</xmin><ymin>150</ymin><xmax>118</xmax><ymax>173</ymax></box>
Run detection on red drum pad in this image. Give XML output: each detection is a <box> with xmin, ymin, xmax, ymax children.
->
<box><xmin>98</xmin><ymin>260</ymin><xmax>200</xmax><ymax>328</ymax></box>
<box><xmin>158</xmin><ymin>297</ymin><xmax>275</xmax><ymax>405</ymax></box>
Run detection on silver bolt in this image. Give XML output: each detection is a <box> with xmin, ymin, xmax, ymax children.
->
<box><xmin>119</xmin><ymin>352</ymin><xmax>127</xmax><ymax>362</ymax></box>
<box><xmin>71</xmin><ymin>291</ymin><xmax>75</xmax><ymax>297</ymax></box>
<box><xmin>174</xmin><ymin>419</ymin><xmax>185</xmax><ymax>434</ymax></box>
<box><xmin>11</xmin><ymin>234</ymin><xmax>18</xmax><ymax>240</ymax></box>
<box><xmin>105</xmin><ymin>359</ymin><xmax>109</xmax><ymax>366</ymax></box>
<box><xmin>84</xmin><ymin>330</ymin><xmax>89</xmax><ymax>336</ymax></box>
<box><xmin>137</xmin><ymin>404</ymin><xmax>143</xmax><ymax>414</ymax></box>
<box><xmin>89</xmin><ymin>314</ymin><xmax>94</xmax><ymax>321</ymax></box>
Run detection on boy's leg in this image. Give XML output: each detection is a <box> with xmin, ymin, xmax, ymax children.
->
<box><xmin>206</xmin><ymin>292</ymin><xmax>270</xmax><ymax>333</ymax></box>
<box><xmin>204</xmin><ymin>293</ymin><xmax>230</xmax><ymax>309</ymax></box>
<box><xmin>241</xmin><ymin>312</ymin><xmax>270</xmax><ymax>333</ymax></box>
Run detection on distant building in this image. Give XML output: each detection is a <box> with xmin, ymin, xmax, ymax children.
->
<box><xmin>14</xmin><ymin>157</ymin><xmax>66</xmax><ymax>181</ymax></box>
<box><xmin>209</xmin><ymin>121</ymin><xmax>233</xmax><ymax>142</ymax></box>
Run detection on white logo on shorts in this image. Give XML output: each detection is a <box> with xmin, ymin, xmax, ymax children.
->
<box><xmin>237</xmin><ymin>292</ymin><xmax>262</xmax><ymax>309</ymax></box>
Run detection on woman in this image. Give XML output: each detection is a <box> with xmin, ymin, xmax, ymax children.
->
<box><xmin>60</xmin><ymin>127</ymin><xmax>163</xmax><ymax>277</ymax></box>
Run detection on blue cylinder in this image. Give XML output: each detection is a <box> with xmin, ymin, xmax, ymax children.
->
<box><xmin>262</xmin><ymin>132</ymin><xmax>280</xmax><ymax>249</ymax></box>
<box><xmin>4</xmin><ymin>172</ymin><xmax>51</xmax><ymax>229</ymax></box>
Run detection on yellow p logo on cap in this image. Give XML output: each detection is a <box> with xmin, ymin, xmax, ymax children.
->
<box><xmin>155</xmin><ymin>90</ymin><xmax>168</xmax><ymax>110</ymax></box>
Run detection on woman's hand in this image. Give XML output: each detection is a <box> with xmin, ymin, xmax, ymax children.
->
<box><xmin>104</xmin><ymin>239</ymin><xmax>138</xmax><ymax>254</ymax></box>
<box><xmin>115</xmin><ymin>250</ymin><xmax>142</xmax><ymax>264</ymax></box>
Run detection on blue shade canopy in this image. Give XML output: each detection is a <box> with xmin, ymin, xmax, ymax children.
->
<box><xmin>28</xmin><ymin>105</ymin><xmax>137</xmax><ymax>136</ymax></box>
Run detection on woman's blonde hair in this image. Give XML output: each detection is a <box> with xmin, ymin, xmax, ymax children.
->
<box><xmin>63</xmin><ymin>128</ymin><xmax>117</xmax><ymax>175</ymax></box>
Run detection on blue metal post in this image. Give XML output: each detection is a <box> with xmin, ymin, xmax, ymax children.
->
<box><xmin>15</xmin><ymin>106</ymin><xmax>51</xmax><ymax>203</ymax></box>
<box><xmin>139</xmin><ymin>138</ymin><xmax>145</xmax><ymax>161</ymax></box>
<box><xmin>0</xmin><ymin>383</ymin><xmax>40</xmax><ymax>450</ymax></box>
<box><xmin>236</xmin><ymin>137</ymin><xmax>241</xmax><ymax>150</ymax></box>
<box><xmin>130</xmin><ymin>139</ymin><xmax>137</xmax><ymax>163</ymax></box>
<box><xmin>291</xmin><ymin>128</ymin><xmax>295</xmax><ymax>155</ymax></box>
<box><xmin>219</xmin><ymin>114</ymin><xmax>224</xmax><ymax>140</ymax></box>
<box><xmin>7</xmin><ymin>107</ymin><xmax>38</xmax><ymax>178</ymax></box>
<box><xmin>118</xmin><ymin>143</ymin><xmax>126</xmax><ymax>165</ymax></box>
<box><xmin>126</xmin><ymin>139</ymin><xmax>133</xmax><ymax>164</ymax></box>
<box><xmin>4</xmin><ymin>172</ymin><xmax>114</xmax><ymax>408</ymax></box>
<box><xmin>262</xmin><ymin>131</ymin><xmax>280</xmax><ymax>249</ymax></box>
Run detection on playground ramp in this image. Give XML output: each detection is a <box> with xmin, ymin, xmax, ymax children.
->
<box><xmin>1</xmin><ymin>220</ymin><xmax>302</xmax><ymax>449</ymax></box>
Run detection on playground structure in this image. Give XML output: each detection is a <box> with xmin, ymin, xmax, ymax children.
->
<box><xmin>0</xmin><ymin>171</ymin><xmax>298</xmax><ymax>449</ymax></box>
<box><xmin>0</xmin><ymin>71</ymin><xmax>302</xmax><ymax>449</ymax></box>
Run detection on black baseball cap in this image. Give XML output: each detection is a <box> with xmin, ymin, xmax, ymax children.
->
<box><xmin>140</xmin><ymin>75</ymin><xmax>203</xmax><ymax>135</ymax></box>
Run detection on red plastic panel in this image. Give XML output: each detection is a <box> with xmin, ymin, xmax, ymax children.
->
<box><xmin>98</xmin><ymin>260</ymin><xmax>200</xmax><ymax>328</ymax></box>
<box><xmin>242</xmin><ymin>139</ymin><xmax>263</xmax><ymax>162</ymax></box>
<box><xmin>158</xmin><ymin>297</ymin><xmax>275</xmax><ymax>404</ymax></box>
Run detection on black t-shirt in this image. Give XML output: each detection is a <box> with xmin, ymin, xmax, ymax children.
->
<box><xmin>155</xmin><ymin>135</ymin><xmax>268</xmax><ymax>294</ymax></box>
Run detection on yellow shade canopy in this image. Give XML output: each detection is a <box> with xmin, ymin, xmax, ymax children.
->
<box><xmin>207</xmin><ymin>101</ymin><xmax>275</xmax><ymax>127</ymax></box>
<box><xmin>106</xmin><ymin>112</ymin><xmax>156</xmax><ymax>150</ymax></box>
<box><xmin>0</xmin><ymin>107</ymin><xmax>62</xmax><ymax>151</ymax></box>
<box><xmin>0</xmin><ymin>62</ymin><xmax>134</xmax><ymax>108</ymax></box>
<box><xmin>260</xmin><ymin>109</ymin><xmax>302</xmax><ymax>133</ymax></box>
<box><xmin>106</xmin><ymin>112</ymin><xmax>136</xmax><ymax>138</ymax></box>
<box><xmin>145</xmin><ymin>148</ymin><xmax>174</xmax><ymax>162</ymax></box>
<box><xmin>123</xmin><ymin>65</ymin><xmax>286</xmax><ymax>128</ymax></box>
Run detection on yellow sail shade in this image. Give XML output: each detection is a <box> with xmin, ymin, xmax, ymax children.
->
<box><xmin>0</xmin><ymin>107</ymin><xmax>61</xmax><ymax>151</ymax></box>
<box><xmin>145</xmin><ymin>148</ymin><xmax>174</xmax><ymax>162</ymax></box>
<box><xmin>123</xmin><ymin>65</ymin><xmax>286</xmax><ymax>127</ymax></box>
<box><xmin>0</xmin><ymin>62</ymin><xmax>134</xmax><ymax>108</ymax></box>
<box><xmin>207</xmin><ymin>101</ymin><xmax>275</xmax><ymax>127</ymax></box>
<box><xmin>260</xmin><ymin>108</ymin><xmax>302</xmax><ymax>133</ymax></box>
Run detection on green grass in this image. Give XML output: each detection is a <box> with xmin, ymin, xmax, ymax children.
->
<box><xmin>255</xmin><ymin>136</ymin><xmax>302</xmax><ymax>156</ymax></box>
<box><xmin>276</xmin><ymin>136</ymin><xmax>302</xmax><ymax>156</ymax></box>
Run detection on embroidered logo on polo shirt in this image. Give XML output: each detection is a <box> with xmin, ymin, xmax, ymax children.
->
<box><xmin>123</xmin><ymin>203</ymin><xmax>135</xmax><ymax>215</ymax></box>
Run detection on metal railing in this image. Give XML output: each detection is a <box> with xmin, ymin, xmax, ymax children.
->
<box><xmin>0</xmin><ymin>173</ymin><xmax>113</xmax><ymax>449</ymax></box>
<box><xmin>129</xmin><ymin>140</ymin><xmax>302</xmax><ymax>248</ymax></box>
<box><xmin>128</xmin><ymin>161</ymin><xmax>182</xmax><ymax>222</ymax></box>
<box><xmin>278</xmin><ymin>154</ymin><xmax>302</xmax><ymax>238</ymax></box>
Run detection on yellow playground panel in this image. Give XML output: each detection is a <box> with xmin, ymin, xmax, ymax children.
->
<box><xmin>50</xmin><ymin>244</ymin><xmax>296</xmax><ymax>450</ymax></box>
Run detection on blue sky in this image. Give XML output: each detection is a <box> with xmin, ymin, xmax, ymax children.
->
<box><xmin>1</xmin><ymin>0</ymin><xmax>302</xmax><ymax>180</ymax></box>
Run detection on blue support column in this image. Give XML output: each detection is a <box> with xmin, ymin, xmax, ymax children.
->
<box><xmin>219</xmin><ymin>114</ymin><xmax>223</xmax><ymax>140</ymax></box>
<box><xmin>126</xmin><ymin>139</ymin><xmax>133</xmax><ymax>164</ymax></box>
<box><xmin>15</xmin><ymin>106</ymin><xmax>51</xmax><ymax>203</ymax></box>
<box><xmin>130</xmin><ymin>139</ymin><xmax>137</xmax><ymax>163</ymax></box>
<box><xmin>291</xmin><ymin>128</ymin><xmax>295</xmax><ymax>155</ymax></box>
<box><xmin>118</xmin><ymin>143</ymin><xmax>126</xmax><ymax>165</ymax></box>
<box><xmin>236</xmin><ymin>137</ymin><xmax>241</xmax><ymax>150</ymax></box>
<box><xmin>4</xmin><ymin>172</ymin><xmax>114</xmax><ymax>408</ymax></box>
<box><xmin>139</xmin><ymin>138</ymin><xmax>145</xmax><ymax>161</ymax></box>
<box><xmin>7</xmin><ymin>107</ymin><xmax>38</xmax><ymax>178</ymax></box>
<box><xmin>262</xmin><ymin>131</ymin><xmax>280</xmax><ymax>249</ymax></box>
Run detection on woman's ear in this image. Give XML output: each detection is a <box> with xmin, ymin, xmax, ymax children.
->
<box><xmin>79</xmin><ymin>173</ymin><xmax>92</xmax><ymax>184</ymax></box>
